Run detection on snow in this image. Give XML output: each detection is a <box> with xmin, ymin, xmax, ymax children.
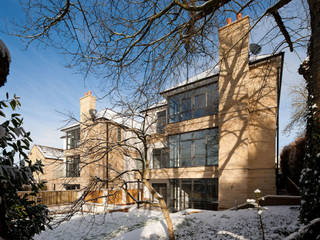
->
<box><xmin>35</xmin><ymin>205</ymin><xmax>300</xmax><ymax>240</ymax></box>
<box><xmin>164</xmin><ymin>66</ymin><xmax>219</xmax><ymax>92</ymax></box>
<box><xmin>96</xmin><ymin>108</ymin><xmax>141</xmax><ymax>129</ymax></box>
<box><xmin>37</xmin><ymin>145</ymin><xmax>64</xmax><ymax>160</ymax></box>
<box><xmin>162</xmin><ymin>54</ymin><xmax>275</xmax><ymax>94</ymax></box>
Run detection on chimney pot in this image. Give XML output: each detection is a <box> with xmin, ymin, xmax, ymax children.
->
<box><xmin>227</xmin><ymin>18</ymin><xmax>232</xmax><ymax>25</ymax></box>
<box><xmin>88</xmin><ymin>90</ymin><xmax>92</xmax><ymax>95</ymax></box>
<box><xmin>237</xmin><ymin>13</ymin><xmax>242</xmax><ymax>21</ymax></box>
<box><xmin>85</xmin><ymin>92</ymin><xmax>88</xmax><ymax>96</ymax></box>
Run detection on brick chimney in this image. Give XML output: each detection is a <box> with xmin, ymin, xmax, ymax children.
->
<box><xmin>80</xmin><ymin>91</ymin><xmax>96</xmax><ymax>123</ymax></box>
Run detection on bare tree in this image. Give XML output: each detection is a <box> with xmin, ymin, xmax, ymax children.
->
<box><xmin>8</xmin><ymin>0</ymin><xmax>320</xmax><ymax>228</ymax></box>
<box><xmin>9</xmin><ymin>1</ymin><xmax>309</xmax><ymax>91</ymax></box>
<box><xmin>283</xmin><ymin>79</ymin><xmax>308</xmax><ymax>135</ymax></box>
<box><xmin>56</xmin><ymin>92</ymin><xmax>176</xmax><ymax>239</ymax></box>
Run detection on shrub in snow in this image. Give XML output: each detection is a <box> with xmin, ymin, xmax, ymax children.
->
<box><xmin>284</xmin><ymin>218</ymin><xmax>320</xmax><ymax>239</ymax></box>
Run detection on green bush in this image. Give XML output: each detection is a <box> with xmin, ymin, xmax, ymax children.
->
<box><xmin>0</xmin><ymin>93</ymin><xmax>51</xmax><ymax>240</ymax></box>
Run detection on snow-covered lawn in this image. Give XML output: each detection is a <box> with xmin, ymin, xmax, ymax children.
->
<box><xmin>35</xmin><ymin>205</ymin><xmax>300</xmax><ymax>240</ymax></box>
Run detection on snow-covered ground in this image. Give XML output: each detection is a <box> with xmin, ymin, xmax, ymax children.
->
<box><xmin>35</xmin><ymin>205</ymin><xmax>300</xmax><ymax>240</ymax></box>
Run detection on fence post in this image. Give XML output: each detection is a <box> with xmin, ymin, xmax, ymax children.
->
<box><xmin>137</xmin><ymin>180</ymin><xmax>140</xmax><ymax>209</ymax></box>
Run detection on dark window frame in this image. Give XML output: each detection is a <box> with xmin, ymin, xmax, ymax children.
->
<box><xmin>117</xmin><ymin>127</ymin><xmax>121</xmax><ymax>141</ymax></box>
<box><xmin>168</xmin><ymin>128</ymin><xmax>219</xmax><ymax>168</ymax></box>
<box><xmin>66</xmin><ymin>155</ymin><xmax>80</xmax><ymax>177</ymax></box>
<box><xmin>64</xmin><ymin>184</ymin><xmax>80</xmax><ymax>190</ymax></box>
<box><xmin>152</xmin><ymin>148</ymin><xmax>169</xmax><ymax>169</ymax></box>
<box><xmin>169</xmin><ymin>178</ymin><xmax>218</xmax><ymax>211</ymax></box>
<box><xmin>156</xmin><ymin>110</ymin><xmax>167</xmax><ymax>134</ymax></box>
<box><xmin>168</xmin><ymin>82</ymin><xmax>218</xmax><ymax>124</ymax></box>
<box><xmin>66</xmin><ymin>128</ymin><xmax>80</xmax><ymax>149</ymax></box>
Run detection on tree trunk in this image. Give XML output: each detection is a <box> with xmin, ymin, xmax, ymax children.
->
<box><xmin>142</xmin><ymin>171</ymin><xmax>175</xmax><ymax>240</ymax></box>
<box><xmin>300</xmin><ymin>0</ymin><xmax>320</xmax><ymax>223</ymax></box>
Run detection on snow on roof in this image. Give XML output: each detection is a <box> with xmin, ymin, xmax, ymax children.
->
<box><xmin>60</xmin><ymin>109</ymin><xmax>141</xmax><ymax>131</ymax></box>
<box><xmin>163</xmin><ymin>65</ymin><xmax>219</xmax><ymax>93</ymax></box>
<box><xmin>249</xmin><ymin>54</ymin><xmax>272</xmax><ymax>63</ymax></box>
<box><xmin>162</xmin><ymin>54</ymin><xmax>277</xmax><ymax>93</ymax></box>
<box><xmin>60</xmin><ymin>122</ymin><xmax>80</xmax><ymax>131</ymax></box>
<box><xmin>37</xmin><ymin>145</ymin><xmax>64</xmax><ymax>160</ymax></box>
<box><xmin>142</xmin><ymin>99</ymin><xmax>167</xmax><ymax>112</ymax></box>
<box><xmin>96</xmin><ymin>108</ymin><xmax>141</xmax><ymax>129</ymax></box>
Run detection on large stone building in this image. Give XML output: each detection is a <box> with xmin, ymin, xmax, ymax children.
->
<box><xmin>30</xmin><ymin>15</ymin><xmax>283</xmax><ymax>210</ymax></box>
<box><xmin>145</xmin><ymin>15</ymin><xmax>283</xmax><ymax>210</ymax></box>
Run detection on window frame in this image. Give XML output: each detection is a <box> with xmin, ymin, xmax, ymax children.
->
<box><xmin>66</xmin><ymin>128</ymin><xmax>80</xmax><ymax>150</ymax></box>
<box><xmin>169</xmin><ymin>178</ymin><xmax>218</xmax><ymax>211</ymax></box>
<box><xmin>152</xmin><ymin>148</ymin><xmax>169</xmax><ymax>169</ymax></box>
<box><xmin>168</xmin><ymin>128</ymin><xmax>219</xmax><ymax>168</ymax></box>
<box><xmin>156</xmin><ymin>110</ymin><xmax>167</xmax><ymax>134</ymax></box>
<box><xmin>168</xmin><ymin>82</ymin><xmax>218</xmax><ymax>124</ymax></box>
<box><xmin>117</xmin><ymin>127</ymin><xmax>121</xmax><ymax>141</ymax></box>
<box><xmin>66</xmin><ymin>155</ymin><xmax>80</xmax><ymax>177</ymax></box>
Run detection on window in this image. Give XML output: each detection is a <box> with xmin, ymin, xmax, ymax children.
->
<box><xmin>156</xmin><ymin>110</ymin><xmax>167</xmax><ymax>133</ymax></box>
<box><xmin>153</xmin><ymin>148</ymin><xmax>169</xmax><ymax>168</ymax></box>
<box><xmin>168</xmin><ymin>82</ymin><xmax>218</xmax><ymax>123</ymax></box>
<box><xmin>168</xmin><ymin>128</ymin><xmax>219</xmax><ymax>167</ymax></box>
<box><xmin>169</xmin><ymin>178</ymin><xmax>218</xmax><ymax>211</ymax></box>
<box><xmin>66</xmin><ymin>128</ymin><xmax>80</xmax><ymax>149</ymax></box>
<box><xmin>66</xmin><ymin>155</ymin><xmax>80</xmax><ymax>177</ymax></box>
<box><xmin>64</xmin><ymin>184</ymin><xmax>80</xmax><ymax>190</ymax></box>
<box><xmin>117</xmin><ymin>127</ymin><xmax>121</xmax><ymax>141</ymax></box>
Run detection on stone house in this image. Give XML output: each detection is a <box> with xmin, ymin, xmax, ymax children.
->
<box><xmin>30</xmin><ymin>15</ymin><xmax>283</xmax><ymax>210</ymax></box>
<box><xmin>144</xmin><ymin>15</ymin><xmax>284</xmax><ymax>210</ymax></box>
<box><xmin>29</xmin><ymin>91</ymin><xmax>140</xmax><ymax>194</ymax></box>
<box><xmin>29</xmin><ymin>145</ymin><xmax>64</xmax><ymax>190</ymax></box>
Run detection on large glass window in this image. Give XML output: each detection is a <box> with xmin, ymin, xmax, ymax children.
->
<box><xmin>66</xmin><ymin>155</ymin><xmax>80</xmax><ymax>177</ymax></box>
<box><xmin>156</xmin><ymin>110</ymin><xmax>167</xmax><ymax>134</ymax></box>
<box><xmin>168</xmin><ymin>82</ymin><xmax>218</xmax><ymax>123</ymax></box>
<box><xmin>168</xmin><ymin>128</ymin><xmax>219</xmax><ymax>167</ymax></box>
<box><xmin>153</xmin><ymin>148</ymin><xmax>169</xmax><ymax>168</ymax></box>
<box><xmin>66</xmin><ymin>128</ymin><xmax>80</xmax><ymax>149</ymax></box>
<box><xmin>169</xmin><ymin>178</ymin><xmax>218</xmax><ymax>211</ymax></box>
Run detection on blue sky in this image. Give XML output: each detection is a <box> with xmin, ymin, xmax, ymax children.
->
<box><xmin>0</xmin><ymin>0</ymin><xmax>306</xmax><ymax>151</ymax></box>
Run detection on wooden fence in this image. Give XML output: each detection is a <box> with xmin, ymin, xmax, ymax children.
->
<box><xmin>107</xmin><ymin>190</ymin><xmax>123</xmax><ymax>204</ymax></box>
<box><xmin>18</xmin><ymin>191</ymin><xmax>78</xmax><ymax>206</ymax></box>
<box><xmin>85</xmin><ymin>190</ymin><xmax>104</xmax><ymax>204</ymax></box>
<box><xmin>18</xmin><ymin>189</ymin><xmax>142</xmax><ymax>206</ymax></box>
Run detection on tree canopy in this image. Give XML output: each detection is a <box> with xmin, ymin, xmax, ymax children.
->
<box><xmin>12</xmin><ymin>0</ymin><xmax>309</xmax><ymax>95</ymax></box>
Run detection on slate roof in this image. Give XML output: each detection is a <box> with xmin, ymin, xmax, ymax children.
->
<box><xmin>36</xmin><ymin>145</ymin><xmax>64</xmax><ymax>160</ymax></box>
<box><xmin>60</xmin><ymin>108</ymin><xmax>141</xmax><ymax>131</ymax></box>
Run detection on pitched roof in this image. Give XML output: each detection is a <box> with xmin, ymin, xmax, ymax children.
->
<box><xmin>60</xmin><ymin>108</ymin><xmax>141</xmax><ymax>131</ymax></box>
<box><xmin>161</xmin><ymin>53</ymin><xmax>281</xmax><ymax>94</ymax></box>
<box><xmin>36</xmin><ymin>145</ymin><xmax>64</xmax><ymax>160</ymax></box>
<box><xmin>96</xmin><ymin>108</ymin><xmax>141</xmax><ymax>129</ymax></box>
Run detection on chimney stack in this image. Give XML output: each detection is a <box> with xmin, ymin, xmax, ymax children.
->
<box><xmin>237</xmin><ymin>13</ymin><xmax>242</xmax><ymax>21</ymax></box>
<box><xmin>80</xmin><ymin>90</ymin><xmax>96</xmax><ymax>123</ymax></box>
